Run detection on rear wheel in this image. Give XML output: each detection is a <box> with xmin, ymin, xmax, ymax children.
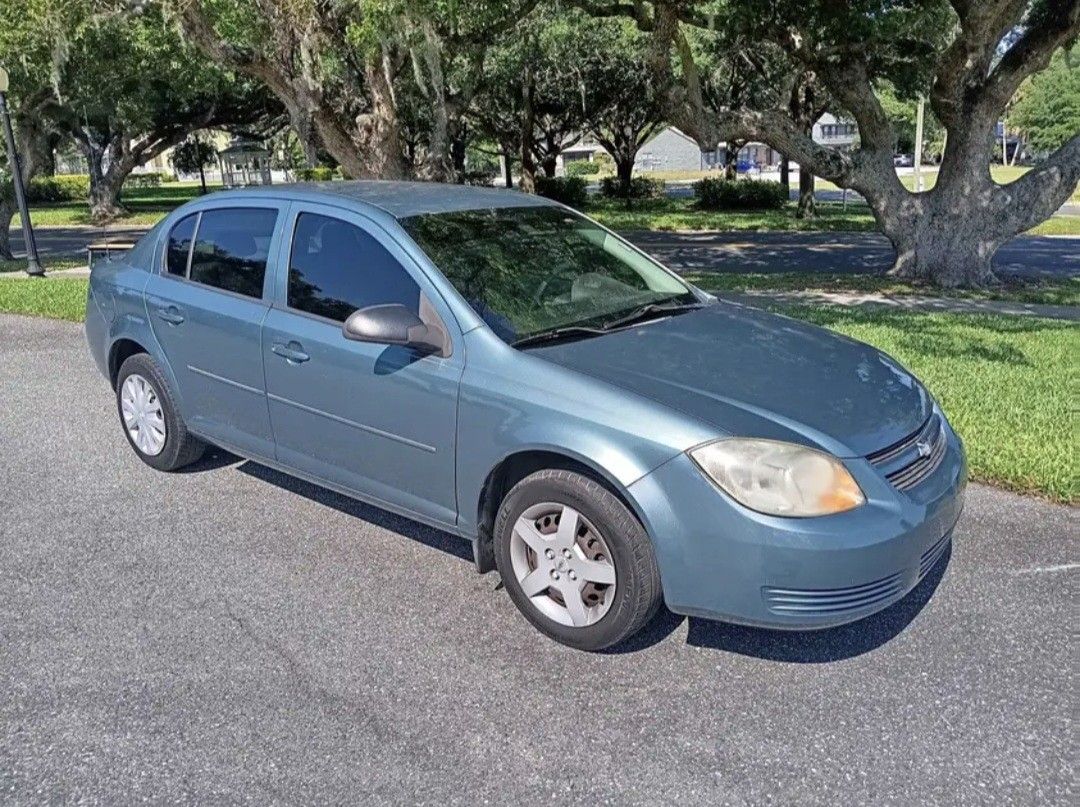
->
<box><xmin>494</xmin><ymin>469</ymin><xmax>662</xmax><ymax>651</ymax></box>
<box><xmin>116</xmin><ymin>353</ymin><xmax>204</xmax><ymax>471</ymax></box>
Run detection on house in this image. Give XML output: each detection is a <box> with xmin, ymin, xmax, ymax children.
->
<box><xmin>557</xmin><ymin>114</ymin><xmax>859</xmax><ymax>176</ymax></box>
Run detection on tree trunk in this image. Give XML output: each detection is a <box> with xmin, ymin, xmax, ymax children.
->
<box><xmin>541</xmin><ymin>154</ymin><xmax>558</xmax><ymax>179</ymax></box>
<box><xmin>616</xmin><ymin>157</ymin><xmax>635</xmax><ymax>194</ymax></box>
<box><xmin>723</xmin><ymin>152</ymin><xmax>737</xmax><ymax>180</ymax></box>
<box><xmin>797</xmin><ymin>166</ymin><xmax>816</xmax><ymax>218</ymax></box>
<box><xmin>519</xmin><ymin>146</ymin><xmax>537</xmax><ymax>193</ymax></box>
<box><xmin>0</xmin><ymin>199</ymin><xmax>16</xmax><ymax>261</ymax></box>
<box><xmin>88</xmin><ymin>173</ymin><xmax>127</xmax><ymax>223</ymax></box>
<box><xmin>519</xmin><ymin>67</ymin><xmax>537</xmax><ymax>193</ymax></box>
<box><xmin>882</xmin><ymin>202</ymin><xmax>1000</xmax><ymax>287</ymax></box>
<box><xmin>779</xmin><ymin>157</ymin><xmax>790</xmax><ymax>193</ymax></box>
<box><xmin>502</xmin><ymin>148</ymin><xmax>514</xmax><ymax>188</ymax></box>
<box><xmin>81</xmin><ymin>139</ymin><xmax>129</xmax><ymax>223</ymax></box>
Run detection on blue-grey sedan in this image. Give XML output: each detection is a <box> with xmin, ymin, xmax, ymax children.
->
<box><xmin>85</xmin><ymin>181</ymin><xmax>966</xmax><ymax>650</ymax></box>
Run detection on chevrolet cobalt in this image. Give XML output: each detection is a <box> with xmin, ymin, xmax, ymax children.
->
<box><xmin>85</xmin><ymin>182</ymin><xmax>966</xmax><ymax>650</ymax></box>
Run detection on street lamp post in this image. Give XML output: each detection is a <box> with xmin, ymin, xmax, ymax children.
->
<box><xmin>0</xmin><ymin>67</ymin><xmax>44</xmax><ymax>277</ymax></box>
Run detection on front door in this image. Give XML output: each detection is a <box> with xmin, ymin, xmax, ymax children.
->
<box><xmin>262</xmin><ymin>205</ymin><xmax>462</xmax><ymax>526</ymax></box>
<box><xmin>145</xmin><ymin>204</ymin><xmax>284</xmax><ymax>458</ymax></box>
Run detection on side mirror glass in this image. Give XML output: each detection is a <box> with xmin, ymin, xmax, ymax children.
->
<box><xmin>342</xmin><ymin>304</ymin><xmax>446</xmax><ymax>356</ymax></box>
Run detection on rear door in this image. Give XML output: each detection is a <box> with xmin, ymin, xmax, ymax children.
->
<box><xmin>262</xmin><ymin>204</ymin><xmax>463</xmax><ymax>526</ymax></box>
<box><xmin>145</xmin><ymin>204</ymin><xmax>285</xmax><ymax>458</ymax></box>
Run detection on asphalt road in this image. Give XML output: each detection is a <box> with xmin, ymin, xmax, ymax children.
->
<box><xmin>12</xmin><ymin>225</ymin><xmax>1079</xmax><ymax>279</ymax></box>
<box><xmin>1</xmin><ymin>313</ymin><xmax>1075</xmax><ymax>805</ymax></box>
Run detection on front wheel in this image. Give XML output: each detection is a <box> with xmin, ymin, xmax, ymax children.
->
<box><xmin>494</xmin><ymin>469</ymin><xmax>662</xmax><ymax>651</ymax></box>
<box><xmin>116</xmin><ymin>353</ymin><xmax>205</xmax><ymax>471</ymax></box>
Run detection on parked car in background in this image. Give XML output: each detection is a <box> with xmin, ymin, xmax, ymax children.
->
<box><xmin>85</xmin><ymin>182</ymin><xmax>967</xmax><ymax>650</ymax></box>
<box><xmin>893</xmin><ymin>154</ymin><xmax>915</xmax><ymax>167</ymax></box>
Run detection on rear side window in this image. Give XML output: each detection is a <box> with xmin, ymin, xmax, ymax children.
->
<box><xmin>165</xmin><ymin>214</ymin><xmax>197</xmax><ymax>276</ymax></box>
<box><xmin>188</xmin><ymin>208</ymin><xmax>278</xmax><ymax>298</ymax></box>
<box><xmin>287</xmin><ymin>213</ymin><xmax>420</xmax><ymax>322</ymax></box>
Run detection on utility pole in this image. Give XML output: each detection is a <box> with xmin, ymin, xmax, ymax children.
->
<box><xmin>0</xmin><ymin>67</ymin><xmax>44</xmax><ymax>277</ymax></box>
<box><xmin>913</xmin><ymin>96</ymin><xmax>925</xmax><ymax>193</ymax></box>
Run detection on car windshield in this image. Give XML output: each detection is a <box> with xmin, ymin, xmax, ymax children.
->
<box><xmin>401</xmin><ymin>206</ymin><xmax>697</xmax><ymax>344</ymax></box>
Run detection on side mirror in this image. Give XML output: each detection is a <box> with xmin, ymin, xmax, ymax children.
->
<box><xmin>342</xmin><ymin>304</ymin><xmax>447</xmax><ymax>356</ymax></box>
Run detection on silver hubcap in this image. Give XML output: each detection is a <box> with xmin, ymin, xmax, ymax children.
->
<box><xmin>120</xmin><ymin>374</ymin><xmax>166</xmax><ymax>456</ymax></box>
<box><xmin>509</xmin><ymin>503</ymin><xmax>617</xmax><ymax>628</ymax></box>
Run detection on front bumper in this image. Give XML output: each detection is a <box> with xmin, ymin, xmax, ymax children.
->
<box><xmin>628</xmin><ymin>421</ymin><xmax>967</xmax><ymax>629</ymax></box>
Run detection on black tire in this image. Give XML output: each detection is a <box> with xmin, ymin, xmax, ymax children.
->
<box><xmin>115</xmin><ymin>353</ymin><xmax>205</xmax><ymax>472</ymax></box>
<box><xmin>494</xmin><ymin>469</ymin><xmax>662</xmax><ymax>651</ymax></box>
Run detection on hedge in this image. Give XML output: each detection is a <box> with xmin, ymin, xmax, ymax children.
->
<box><xmin>25</xmin><ymin>174</ymin><xmax>91</xmax><ymax>203</ymax></box>
<box><xmin>296</xmin><ymin>166</ymin><xmax>337</xmax><ymax>181</ymax></box>
<box><xmin>693</xmin><ymin>177</ymin><xmax>787</xmax><ymax>210</ymax></box>
<box><xmin>535</xmin><ymin>176</ymin><xmax>588</xmax><ymax>207</ymax></box>
<box><xmin>124</xmin><ymin>172</ymin><xmax>169</xmax><ymax>189</ymax></box>
<box><xmin>599</xmin><ymin>175</ymin><xmax>666</xmax><ymax>200</ymax></box>
<box><xmin>565</xmin><ymin>160</ymin><xmax>600</xmax><ymax>177</ymax></box>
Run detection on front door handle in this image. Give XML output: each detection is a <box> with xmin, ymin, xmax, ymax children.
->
<box><xmin>156</xmin><ymin>306</ymin><xmax>185</xmax><ymax>325</ymax></box>
<box><xmin>272</xmin><ymin>342</ymin><xmax>310</xmax><ymax>364</ymax></box>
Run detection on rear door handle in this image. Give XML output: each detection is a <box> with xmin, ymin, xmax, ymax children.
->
<box><xmin>156</xmin><ymin>306</ymin><xmax>185</xmax><ymax>325</ymax></box>
<box><xmin>272</xmin><ymin>342</ymin><xmax>310</xmax><ymax>364</ymax></box>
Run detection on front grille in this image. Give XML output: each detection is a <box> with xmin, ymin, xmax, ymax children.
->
<box><xmin>919</xmin><ymin>531</ymin><xmax>952</xmax><ymax>579</ymax></box>
<box><xmin>763</xmin><ymin>572</ymin><xmax>906</xmax><ymax>616</ymax></box>
<box><xmin>868</xmin><ymin>414</ymin><xmax>947</xmax><ymax>492</ymax></box>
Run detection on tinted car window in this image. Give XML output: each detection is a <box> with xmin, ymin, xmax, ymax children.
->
<box><xmin>401</xmin><ymin>206</ymin><xmax>692</xmax><ymax>343</ymax></box>
<box><xmin>288</xmin><ymin>213</ymin><xmax>420</xmax><ymax>322</ymax></box>
<box><xmin>189</xmin><ymin>208</ymin><xmax>278</xmax><ymax>298</ymax></box>
<box><xmin>165</xmin><ymin>214</ymin><xmax>197</xmax><ymax>276</ymax></box>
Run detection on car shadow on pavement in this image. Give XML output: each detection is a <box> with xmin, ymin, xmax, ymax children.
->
<box><xmin>236</xmin><ymin>460</ymin><xmax>474</xmax><ymax>562</ymax></box>
<box><xmin>210</xmin><ymin>452</ymin><xmax>950</xmax><ymax>661</ymax></box>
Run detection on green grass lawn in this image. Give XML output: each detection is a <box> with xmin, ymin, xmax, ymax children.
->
<box><xmin>585</xmin><ymin>198</ymin><xmax>880</xmax><ymax>232</ymax></box>
<box><xmin>688</xmin><ymin>272</ymin><xmax>1080</xmax><ymax>307</ymax></box>
<box><xmin>1</xmin><ymin>257</ymin><xmax>83</xmax><ymax>274</ymax></box>
<box><xmin>1</xmin><ymin>276</ymin><xmax>1074</xmax><ymax>502</ymax></box>
<box><xmin>0</xmin><ymin>277</ymin><xmax>89</xmax><ymax>321</ymax></box>
<box><xmin>778</xmin><ymin>307</ymin><xmax>1078</xmax><ymax>503</ymax></box>
<box><xmin>13</xmin><ymin>183</ymin><xmax>216</xmax><ymax>228</ymax></box>
<box><xmin>896</xmin><ymin>165</ymin><xmax>1080</xmax><ymax>202</ymax></box>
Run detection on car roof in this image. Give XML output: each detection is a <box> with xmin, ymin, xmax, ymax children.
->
<box><xmin>199</xmin><ymin>180</ymin><xmax>557</xmax><ymax>219</ymax></box>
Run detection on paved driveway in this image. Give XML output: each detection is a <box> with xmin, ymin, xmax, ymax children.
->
<box><xmin>1</xmin><ymin>314</ymin><xmax>1074</xmax><ymax>804</ymax></box>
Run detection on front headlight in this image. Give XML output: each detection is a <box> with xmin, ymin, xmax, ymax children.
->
<box><xmin>689</xmin><ymin>438</ymin><xmax>865</xmax><ymax>517</ymax></box>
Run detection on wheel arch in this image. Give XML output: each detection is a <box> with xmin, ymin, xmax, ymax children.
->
<box><xmin>473</xmin><ymin>448</ymin><xmax>651</xmax><ymax>574</ymax></box>
<box><xmin>108</xmin><ymin>338</ymin><xmax>149</xmax><ymax>389</ymax></box>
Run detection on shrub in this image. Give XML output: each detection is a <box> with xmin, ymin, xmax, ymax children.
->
<box><xmin>296</xmin><ymin>166</ymin><xmax>335</xmax><ymax>181</ymax></box>
<box><xmin>565</xmin><ymin>160</ymin><xmax>600</xmax><ymax>178</ymax></box>
<box><xmin>693</xmin><ymin>177</ymin><xmax>787</xmax><ymax>210</ymax></box>
<box><xmin>535</xmin><ymin>175</ymin><xmax>588</xmax><ymax>207</ymax></box>
<box><xmin>124</xmin><ymin>172</ymin><xmax>164</xmax><ymax>189</ymax></box>
<box><xmin>461</xmin><ymin>167</ymin><xmax>498</xmax><ymax>186</ymax></box>
<box><xmin>26</xmin><ymin>174</ymin><xmax>90</xmax><ymax>202</ymax></box>
<box><xmin>593</xmin><ymin>152</ymin><xmax>614</xmax><ymax>171</ymax></box>
<box><xmin>599</xmin><ymin>175</ymin><xmax>666</xmax><ymax>200</ymax></box>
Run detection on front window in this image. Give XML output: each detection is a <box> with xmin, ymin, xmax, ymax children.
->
<box><xmin>401</xmin><ymin>206</ymin><xmax>695</xmax><ymax>344</ymax></box>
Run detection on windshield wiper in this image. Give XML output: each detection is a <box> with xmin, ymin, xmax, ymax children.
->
<box><xmin>512</xmin><ymin>325</ymin><xmax>608</xmax><ymax>349</ymax></box>
<box><xmin>600</xmin><ymin>300</ymin><xmax>703</xmax><ymax>331</ymax></box>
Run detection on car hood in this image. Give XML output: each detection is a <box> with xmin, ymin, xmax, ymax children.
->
<box><xmin>530</xmin><ymin>302</ymin><xmax>931</xmax><ymax>457</ymax></box>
